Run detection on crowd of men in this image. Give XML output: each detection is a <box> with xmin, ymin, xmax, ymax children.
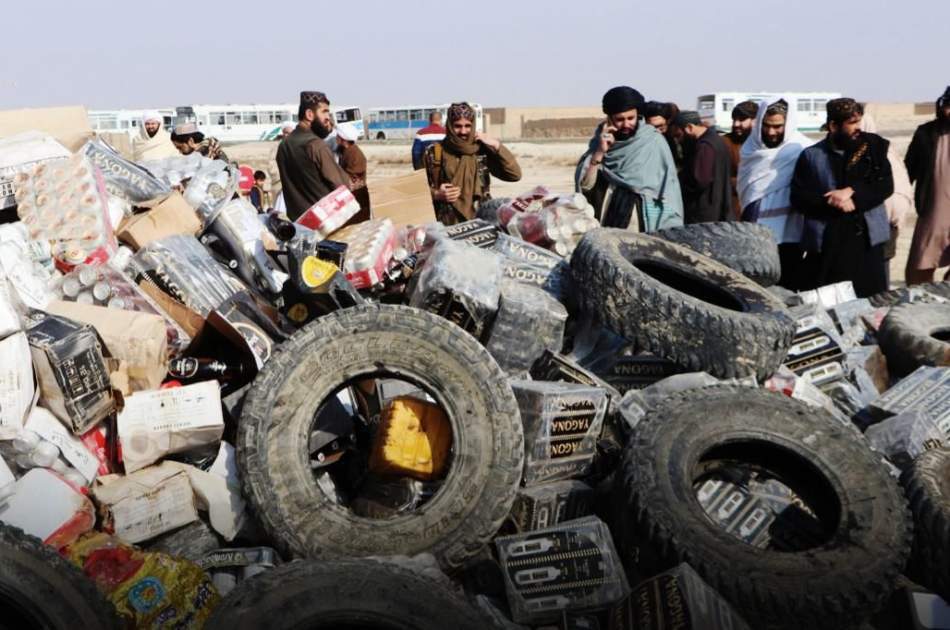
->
<box><xmin>130</xmin><ymin>85</ymin><xmax>950</xmax><ymax>299</ymax></box>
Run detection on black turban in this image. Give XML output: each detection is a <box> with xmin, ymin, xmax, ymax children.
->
<box><xmin>602</xmin><ymin>86</ymin><xmax>646</xmax><ymax>116</ymax></box>
<box><xmin>826</xmin><ymin>98</ymin><xmax>863</xmax><ymax>124</ymax></box>
<box><xmin>732</xmin><ymin>100</ymin><xmax>759</xmax><ymax>121</ymax></box>
<box><xmin>939</xmin><ymin>86</ymin><xmax>950</xmax><ymax>108</ymax></box>
<box><xmin>673</xmin><ymin>110</ymin><xmax>702</xmax><ymax>127</ymax></box>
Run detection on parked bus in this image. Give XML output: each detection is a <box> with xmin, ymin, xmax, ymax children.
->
<box><xmin>174</xmin><ymin>104</ymin><xmax>364</xmax><ymax>142</ymax></box>
<box><xmin>88</xmin><ymin>109</ymin><xmax>176</xmax><ymax>140</ymax></box>
<box><xmin>365</xmin><ymin>104</ymin><xmax>484</xmax><ymax>140</ymax></box>
<box><xmin>697</xmin><ymin>92</ymin><xmax>842</xmax><ymax>133</ymax></box>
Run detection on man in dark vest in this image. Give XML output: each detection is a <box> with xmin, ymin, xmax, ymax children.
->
<box><xmin>276</xmin><ymin>91</ymin><xmax>350</xmax><ymax>221</ymax></box>
<box><xmin>675</xmin><ymin>110</ymin><xmax>733</xmax><ymax>223</ymax></box>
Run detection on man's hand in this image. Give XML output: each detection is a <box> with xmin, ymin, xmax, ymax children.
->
<box><xmin>475</xmin><ymin>132</ymin><xmax>501</xmax><ymax>151</ymax></box>
<box><xmin>434</xmin><ymin>183</ymin><xmax>461</xmax><ymax>203</ymax></box>
<box><xmin>824</xmin><ymin>187</ymin><xmax>855</xmax><ymax>210</ymax></box>
<box><xmin>599</xmin><ymin>125</ymin><xmax>617</xmax><ymax>154</ymax></box>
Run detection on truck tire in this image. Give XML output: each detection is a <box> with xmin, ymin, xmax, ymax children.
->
<box><xmin>205</xmin><ymin>558</ymin><xmax>494</xmax><ymax>630</ymax></box>
<box><xmin>0</xmin><ymin>524</ymin><xmax>120</xmax><ymax>630</ymax></box>
<box><xmin>878</xmin><ymin>303</ymin><xmax>950</xmax><ymax>376</ymax></box>
<box><xmin>238</xmin><ymin>304</ymin><xmax>524</xmax><ymax>572</ymax></box>
<box><xmin>868</xmin><ymin>281</ymin><xmax>950</xmax><ymax>307</ymax></box>
<box><xmin>654</xmin><ymin>222</ymin><xmax>781</xmax><ymax>287</ymax></box>
<box><xmin>614</xmin><ymin>386</ymin><xmax>912</xmax><ymax>629</ymax></box>
<box><xmin>570</xmin><ymin>228</ymin><xmax>795</xmax><ymax>380</ymax></box>
<box><xmin>901</xmin><ymin>447</ymin><xmax>950</xmax><ymax>601</ymax></box>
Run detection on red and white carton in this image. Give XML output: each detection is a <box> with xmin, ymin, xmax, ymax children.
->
<box><xmin>330</xmin><ymin>219</ymin><xmax>397</xmax><ymax>289</ymax></box>
<box><xmin>295</xmin><ymin>186</ymin><xmax>361</xmax><ymax>237</ymax></box>
<box><xmin>0</xmin><ymin>468</ymin><xmax>95</xmax><ymax>547</ymax></box>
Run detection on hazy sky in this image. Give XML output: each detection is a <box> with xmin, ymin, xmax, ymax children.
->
<box><xmin>1</xmin><ymin>0</ymin><xmax>944</xmax><ymax>112</ymax></box>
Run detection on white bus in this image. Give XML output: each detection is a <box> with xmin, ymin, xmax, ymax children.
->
<box><xmin>88</xmin><ymin>109</ymin><xmax>176</xmax><ymax>140</ymax></box>
<box><xmin>697</xmin><ymin>92</ymin><xmax>842</xmax><ymax>133</ymax></box>
<box><xmin>174</xmin><ymin>104</ymin><xmax>365</xmax><ymax>142</ymax></box>
<box><xmin>365</xmin><ymin>104</ymin><xmax>484</xmax><ymax>140</ymax></box>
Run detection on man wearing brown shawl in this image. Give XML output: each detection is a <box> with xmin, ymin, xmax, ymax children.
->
<box><xmin>424</xmin><ymin>102</ymin><xmax>521</xmax><ymax>225</ymax></box>
<box><xmin>722</xmin><ymin>100</ymin><xmax>759</xmax><ymax>218</ymax></box>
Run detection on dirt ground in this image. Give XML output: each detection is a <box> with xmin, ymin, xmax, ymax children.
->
<box><xmin>229</xmin><ymin>115</ymin><xmax>936</xmax><ymax>287</ymax></box>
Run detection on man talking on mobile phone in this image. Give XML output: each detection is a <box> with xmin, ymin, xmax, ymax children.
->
<box><xmin>576</xmin><ymin>86</ymin><xmax>683</xmax><ymax>231</ymax></box>
<box><xmin>424</xmin><ymin>102</ymin><xmax>522</xmax><ymax>225</ymax></box>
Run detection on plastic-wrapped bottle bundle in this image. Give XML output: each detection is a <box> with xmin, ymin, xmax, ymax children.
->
<box><xmin>484</xmin><ymin>280</ymin><xmax>567</xmax><ymax>374</ymax></box>
<box><xmin>330</xmin><ymin>219</ymin><xmax>398</xmax><ymax>289</ymax></box>
<box><xmin>509</xmin><ymin>380</ymin><xmax>608</xmax><ymax>486</ymax></box>
<box><xmin>210</xmin><ymin>198</ymin><xmax>289</xmax><ymax>295</ymax></box>
<box><xmin>15</xmin><ymin>154</ymin><xmax>118</xmax><ymax>269</ymax></box>
<box><xmin>409</xmin><ymin>238</ymin><xmax>503</xmax><ymax>339</ymax></box>
<box><xmin>7</xmin><ymin>429</ymin><xmax>88</xmax><ymax>488</ymax></box>
<box><xmin>540</xmin><ymin>194</ymin><xmax>599</xmax><ymax>257</ymax></box>
<box><xmin>294</xmin><ymin>186</ymin><xmax>361</xmax><ymax>237</ymax></box>
<box><xmin>183</xmin><ymin>160</ymin><xmax>236</xmax><ymax>226</ymax></box>
<box><xmin>131</xmin><ymin>234</ymin><xmax>245</xmax><ymax>316</ymax></box>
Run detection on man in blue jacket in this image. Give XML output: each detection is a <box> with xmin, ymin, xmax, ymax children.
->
<box><xmin>412</xmin><ymin>111</ymin><xmax>446</xmax><ymax>170</ymax></box>
<box><xmin>790</xmin><ymin>98</ymin><xmax>893</xmax><ymax>297</ymax></box>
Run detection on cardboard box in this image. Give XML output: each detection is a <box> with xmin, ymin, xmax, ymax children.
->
<box><xmin>25</xmin><ymin>311</ymin><xmax>114</xmax><ymax>435</ymax></box>
<box><xmin>0</xmin><ymin>332</ymin><xmax>34</xmax><ymax>440</ymax></box>
<box><xmin>367</xmin><ymin>169</ymin><xmax>434</xmax><ymax>226</ymax></box>
<box><xmin>118</xmin><ymin>381</ymin><xmax>224</xmax><ymax>473</ymax></box>
<box><xmin>116</xmin><ymin>192</ymin><xmax>202</xmax><ymax>250</ymax></box>
<box><xmin>46</xmin><ymin>300</ymin><xmax>168</xmax><ymax>392</ymax></box>
<box><xmin>0</xmin><ymin>105</ymin><xmax>93</xmax><ymax>153</ymax></box>
<box><xmin>0</xmin><ymin>468</ymin><xmax>96</xmax><ymax>547</ymax></box>
<box><xmin>94</xmin><ymin>463</ymin><xmax>199</xmax><ymax>544</ymax></box>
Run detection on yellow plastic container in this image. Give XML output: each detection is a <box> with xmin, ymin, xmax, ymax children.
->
<box><xmin>368</xmin><ymin>396</ymin><xmax>452</xmax><ymax>481</ymax></box>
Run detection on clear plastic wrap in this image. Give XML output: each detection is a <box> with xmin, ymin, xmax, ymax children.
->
<box><xmin>294</xmin><ymin>185</ymin><xmax>361</xmax><ymax>237</ymax></box>
<box><xmin>764</xmin><ymin>366</ymin><xmax>854</xmax><ymax>427</ymax></box>
<box><xmin>866</xmin><ymin>410</ymin><xmax>945</xmax><ymax>470</ymax></box>
<box><xmin>493</xmin><ymin>233</ymin><xmax>563</xmax><ymax>270</ymax></box>
<box><xmin>869</xmin><ymin>367</ymin><xmax>950</xmax><ymax>433</ymax></box>
<box><xmin>829</xmin><ymin>298</ymin><xmax>875</xmax><ymax>347</ymax></box>
<box><xmin>82</xmin><ymin>138</ymin><xmax>171</xmax><ymax>204</ymax></box>
<box><xmin>495</xmin><ymin>516</ymin><xmax>629</xmax><ymax>623</ymax></box>
<box><xmin>509</xmin><ymin>380</ymin><xmax>608</xmax><ymax>485</ymax></box>
<box><xmin>209</xmin><ymin>198</ymin><xmax>288</xmax><ymax>295</ymax></box>
<box><xmin>182</xmin><ymin>159</ymin><xmax>238</xmax><ymax>226</ymax></box>
<box><xmin>131</xmin><ymin>235</ymin><xmax>245</xmax><ymax>316</ymax></box>
<box><xmin>330</xmin><ymin>218</ymin><xmax>398</xmax><ymax>289</ymax></box>
<box><xmin>797</xmin><ymin>281</ymin><xmax>857</xmax><ymax>309</ymax></box>
<box><xmin>485</xmin><ymin>280</ymin><xmax>567</xmax><ymax>374</ymax></box>
<box><xmin>615</xmin><ymin>563</ymin><xmax>751</xmax><ymax>630</ymax></box>
<box><xmin>428</xmin><ymin>218</ymin><xmax>500</xmax><ymax>249</ymax></box>
<box><xmin>409</xmin><ymin>238</ymin><xmax>502</xmax><ymax>339</ymax></box>
<box><xmin>15</xmin><ymin>154</ymin><xmax>118</xmax><ymax>269</ymax></box>
<box><xmin>508</xmin><ymin>480</ymin><xmax>594</xmax><ymax>533</ymax></box>
<box><xmin>528</xmin><ymin>350</ymin><xmax>623</xmax><ymax>416</ymax></box>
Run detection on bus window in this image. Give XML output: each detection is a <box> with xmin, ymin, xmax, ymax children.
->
<box><xmin>397</xmin><ymin>110</ymin><xmax>408</xmax><ymax>121</ymax></box>
<box><xmin>410</xmin><ymin>109</ymin><xmax>424</xmax><ymax>121</ymax></box>
<box><xmin>798</xmin><ymin>100</ymin><xmax>813</xmax><ymax>112</ymax></box>
<box><xmin>243</xmin><ymin>112</ymin><xmax>259</xmax><ymax>124</ymax></box>
<box><xmin>226</xmin><ymin>112</ymin><xmax>241</xmax><ymax>126</ymax></box>
<box><xmin>722</xmin><ymin>99</ymin><xmax>734</xmax><ymax>113</ymax></box>
<box><xmin>813</xmin><ymin>99</ymin><xmax>828</xmax><ymax>113</ymax></box>
<box><xmin>211</xmin><ymin>112</ymin><xmax>226</xmax><ymax>125</ymax></box>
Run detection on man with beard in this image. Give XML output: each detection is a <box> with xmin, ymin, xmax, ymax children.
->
<box><xmin>424</xmin><ymin>102</ymin><xmax>521</xmax><ymax>225</ymax></box>
<box><xmin>676</xmin><ymin>110</ymin><xmax>732</xmax><ymax>224</ymax></box>
<box><xmin>904</xmin><ymin>87</ymin><xmax>950</xmax><ymax>284</ymax></box>
<box><xmin>791</xmin><ymin>98</ymin><xmax>893</xmax><ymax>297</ymax></box>
<box><xmin>576</xmin><ymin>87</ymin><xmax>682</xmax><ymax>231</ymax></box>
<box><xmin>133</xmin><ymin>110</ymin><xmax>177</xmax><ymax>161</ymax></box>
<box><xmin>276</xmin><ymin>91</ymin><xmax>350</xmax><ymax>221</ymax></box>
<box><xmin>722</xmin><ymin>101</ymin><xmax>759</xmax><ymax>218</ymax></box>
<box><xmin>738</xmin><ymin>98</ymin><xmax>813</xmax><ymax>289</ymax></box>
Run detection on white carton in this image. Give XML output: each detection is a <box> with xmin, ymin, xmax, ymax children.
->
<box><xmin>0</xmin><ymin>468</ymin><xmax>95</xmax><ymax>545</ymax></box>
<box><xmin>25</xmin><ymin>406</ymin><xmax>100</xmax><ymax>482</ymax></box>
<box><xmin>0</xmin><ymin>454</ymin><xmax>14</xmax><ymax>503</ymax></box>
<box><xmin>117</xmin><ymin>380</ymin><xmax>224</xmax><ymax>473</ymax></box>
<box><xmin>94</xmin><ymin>463</ymin><xmax>199</xmax><ymax>544</ymax></box>
<box><xmin>0</xmin><ymin>332</ymin><xmax>34</xmax><ymax>440</ymax></box>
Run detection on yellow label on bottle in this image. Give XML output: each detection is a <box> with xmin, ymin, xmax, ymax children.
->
<box><xmin>300</xmin><ymin>256</ymin><xmax>338</xmax><ymax>288</ymax></box>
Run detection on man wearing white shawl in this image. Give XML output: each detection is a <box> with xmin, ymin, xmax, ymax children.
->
<box><xmin>132</xmin><ymin>110</ymin><xmax>177</xmax><ymax>162</ymax></box>
<box><xmin>737</xmin><ymin>97</ymin><xmax>814</xmax><ymax>289</ymax></box>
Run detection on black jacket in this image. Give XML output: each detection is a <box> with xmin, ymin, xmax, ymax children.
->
<box><xmin>681</xmin><ymin>128</ymin><xmax>732</xmax><ymax>224</ymax></box>
<box><xmin>905</xmin><ymin>119</ymin><xmax>948</xmax><ymax>216</ymax></box>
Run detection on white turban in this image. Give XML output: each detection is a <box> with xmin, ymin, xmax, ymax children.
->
<box><xmin>281</xmin><ymin>121</ymin><xmax>296</xmax><ymax>131</ymax></box>
<box><xmin>336</xmin><ymin>122</ymin><xmax>359</xmax><ymax>142</ymax></box>
<box><xmin>142</xmin><ymin>110</ymin><xmax>163</xmax><ymax>124</ymax></box>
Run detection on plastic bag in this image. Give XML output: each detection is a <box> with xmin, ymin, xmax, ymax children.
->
<box><xmin>485</xmin><ymin>280</ymin><xmax>566</xmax><ymax>374</ymax></box>
<box><xmin>208</xmin><ymin>198</ymin><xmax>288</xmax><ymax>295</ymax></box>
<box><xmin>63</xmin><ymin>532</ymin><xmax>220</xmax><ymax>628</ymax></box>
<box><xmin>82</xmin><ymin>138</ymin><xmax>170</xmax><ymax>204</ymax></box>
